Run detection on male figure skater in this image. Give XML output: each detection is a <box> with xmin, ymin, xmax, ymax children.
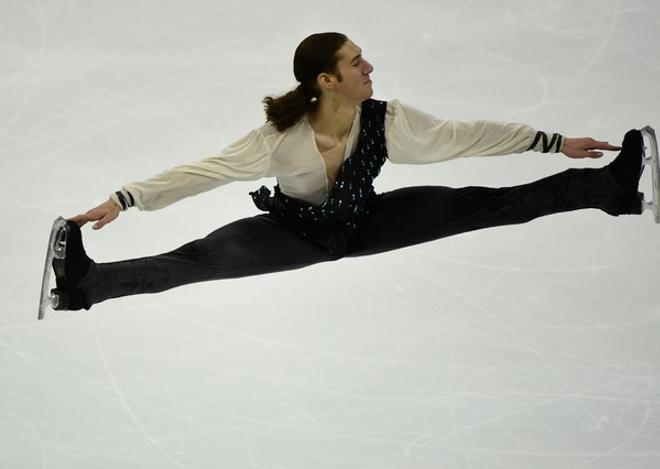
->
<box><xmin>43</xmin><ymin>32</ymin><xmax>647</xmax><ymax>313</ymax></box>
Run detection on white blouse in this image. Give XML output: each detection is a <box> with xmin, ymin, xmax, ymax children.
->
<box><xmin>109</xmin><ymin>99</ymin><xmax>564</xmax><ymax>211</ymax></box>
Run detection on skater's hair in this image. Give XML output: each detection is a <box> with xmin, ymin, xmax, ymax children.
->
<box><xmin>262</xmin><ymin>32</ymin><xmax>347</xmax><ymax>132</ymax></box>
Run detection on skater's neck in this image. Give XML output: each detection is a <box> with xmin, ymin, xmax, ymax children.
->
<box><xmin>307</xmin><ymin>97</ymin><xmax>359</xmax><ymax>141</ymax></box>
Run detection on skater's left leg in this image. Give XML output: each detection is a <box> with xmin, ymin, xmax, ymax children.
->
<box><xmin>347</xmin><ymin>165</ymin><xmax>641</xmax><ymax>258</ymax></box>
<box><xmin>348</xmin><ymin>128</ymin><xmax>647</xmax><ymax>258</ymax></box>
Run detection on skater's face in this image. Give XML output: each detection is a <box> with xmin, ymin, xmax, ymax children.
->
<box><xmin>316</xmin><ymin>39</ymin><xmax>374</xmax><ymax>103</ymax></box>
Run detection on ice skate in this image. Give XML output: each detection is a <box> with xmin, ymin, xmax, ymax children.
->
<box><xmin>38</xmin><ymin>217</ymin><xmax>91</xmax><ymax>320</ymax></box>
<box><xmin>38</xmin><ymin>217</ymin><xmax>67</xmax><ymax>320</ymax></box>
<box><xmin>640</xmin><ymin>126</ymin><xmax>660</xmax><ymax>223</ymax></box>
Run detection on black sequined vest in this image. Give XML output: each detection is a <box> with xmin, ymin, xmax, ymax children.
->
<box><xmin>249</xmin><ymin>98</ymin><xmax>389</xmax><ymax>231</ymax></box>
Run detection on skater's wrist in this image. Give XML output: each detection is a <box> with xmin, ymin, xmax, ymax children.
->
<box><xmin>109</xmin><ymin>189</ymin><xmax>135</xmax><ymax>211</ymax></box>
<box><xmin>527</xmin><ymin>131</ymin><xmax>565</xmax><ymax>154</ymax></box>
<box><xmin>108</xmin><ymin>197</ymin><xmax>122</xmax><ymax>211</ymax></box>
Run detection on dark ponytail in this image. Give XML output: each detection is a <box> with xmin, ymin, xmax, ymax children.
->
<box><xmin>262</xmin><ymin>32</ymin><xmax>347</xmax><ymax>132</ymax></box>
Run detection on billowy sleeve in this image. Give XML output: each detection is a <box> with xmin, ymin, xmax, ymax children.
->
<box><xmin>385</xmin><ymin>99</ymin><xmax>564</xmax><ymax>164</ymax></box>
<box><xmin>109</xmin><ymin>127</ymin><xmax>271</xmax><ymax>211</ymax></box>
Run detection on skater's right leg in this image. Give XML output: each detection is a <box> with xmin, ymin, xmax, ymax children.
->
<box><xmin>76</xmin><ymin>214</ymin><xmax>337</xmax><ymax>308</ymax></box>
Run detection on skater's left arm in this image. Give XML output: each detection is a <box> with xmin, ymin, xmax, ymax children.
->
<box><xmin>386</xmin><ymin>100</ymin><xmax>572</xmax><ymax>164</ymax></box>
<box><xmin>560</xmin><ymin>137</ymin><xmax>621</xmax><ymax>159</ymax></box>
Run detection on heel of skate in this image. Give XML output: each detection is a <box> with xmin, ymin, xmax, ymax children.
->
<box><xmin>49</xmin><ymin>288</ymin><xmax>88</xmax><ymax>311</ymax></box>
<box><xmin>628</xmin><ymin>191</ymin><xmax>645</xmax><ymax>215</ymax></box>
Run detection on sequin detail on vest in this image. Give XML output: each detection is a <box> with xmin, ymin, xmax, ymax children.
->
<box><xmin>249</xmin><ymin>99</ymin><xmax>389</xmax><ymax>231</ymax></box>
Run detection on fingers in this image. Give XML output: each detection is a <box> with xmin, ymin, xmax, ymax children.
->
<box><xmin>588</xmin><ymin>141</ymin><xmax>621</xmax><ymax>157</ymax></box>
<box><xmin>593</xmin><ymin>141</ymin><xmax>621</xmax><ymax>151</ymax></box>
<box><xmin>67</xmin><ymin>214</ymin><xmax>112</xmax><ymax>230</ymax></box>
<box><xmin>68</xmin><ymin>213</ymin><xmax>97</xmax><ymax>227</ymax></box>
<box><xmin>561</xmin><ymin>136</ymin><xmax>623</xmax><ymax>160</ymax></box>
<box><xmin>67</xmin><ymin>215</ymin><xmax>88</xmax><ymax>227</ymax></box>
<box><xmin>569</xmin><ymin>139</ymin><xmax>621</xmax><ymax>158</ymax></box>
<box><xmin>68</xmin><ymin>207</ymin><xmax>115</xmax><ymax>229</ymax></box>
<box><xmin>564</xmin><ymin>146</ymin><xmax>605</xmax><ymax>159</ymax></box>
<box><xmin>570</xmin><ymin>151</ymin><xmax>603</xmax><ymax>159</ymax></box>
<box><xmin>92</xmin><ymin>211</ymin><xmax>118</xmax><ymax>230</ymax></box>
<box><xmin>582</xmin><ymin>139</ymin><xmax>620</xmax><ymax>151</ymax></box>
<box><xmin>92</xmin><ymin>213</ymin><xmax>111</xmax><ymax>230</ymax></box>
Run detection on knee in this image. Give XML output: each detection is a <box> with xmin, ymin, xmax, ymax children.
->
<box><xmin>168</xmin><ymin>239</ymin><xmax>208</xmax><ymax>263</ymax></box>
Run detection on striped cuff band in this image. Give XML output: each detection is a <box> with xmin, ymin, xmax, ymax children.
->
<box><xmin>115</xmin><ymin>190</ymin><xmax>135</xmax><ymax>210</ymax></box>
<box><xmin>527</xmin><ymin>131</ymin><xmax>564</xmax><ymax>153</ymax></box>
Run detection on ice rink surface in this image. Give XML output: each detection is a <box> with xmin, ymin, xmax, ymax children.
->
<box><xmin>1</xmin><ymin>0</ymin><xmax>660</xmax><ymax>467</ymax></box>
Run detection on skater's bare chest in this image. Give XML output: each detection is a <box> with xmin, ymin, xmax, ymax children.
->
<box><xmin>313</xmin><ymin>133</ymin><xmax>350</xmax><ymax>191</ymax></box>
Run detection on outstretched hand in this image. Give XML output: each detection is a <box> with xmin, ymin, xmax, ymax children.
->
<box><xmin>561</xmin><ymin>137</ymin><xmax>622</xmax><ymax>159</ymax></box>
<box><xmin>68</xmin><ymin>198</ymin><xmax>121</xmax><ymax>230</ymax></box>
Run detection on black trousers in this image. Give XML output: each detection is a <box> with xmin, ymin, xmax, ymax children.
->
<box><xmin>78</xmin><ymin>167</ymin><xmax>638</xmax><ymax>308</ymax></box>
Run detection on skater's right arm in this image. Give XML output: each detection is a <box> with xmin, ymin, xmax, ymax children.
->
<box><xmin>69</xmin><ymin>198</ymin><xmax>121</xmax><ymax>230</ymax></box>
<box><xmin>108</xmin><ymin>127</ymin><xmax>272</xmax><ymax>212</ymax></box>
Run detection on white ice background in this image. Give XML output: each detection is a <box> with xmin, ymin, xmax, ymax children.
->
<box><xmin>1</xmin><ymin>0</ymin><xmax>660</xmax><ymax>468</ymax></box>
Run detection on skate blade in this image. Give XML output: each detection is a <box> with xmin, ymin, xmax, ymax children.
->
<box><xmin>640</xmin><ymin>126</ymin><xmax>659</xmax><ymax>223</ymax></box>
<box><xmin>38</xmin><ymin>217</ymin><xmax>68</xmax><ymax>320</ymax></box>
